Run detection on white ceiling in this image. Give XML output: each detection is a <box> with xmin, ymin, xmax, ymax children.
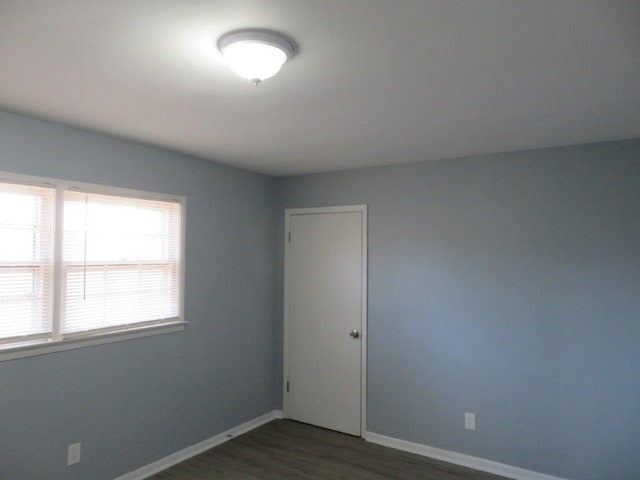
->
<box><xmin>1</xmin><ymin>1</ymin><xmax>638</xmax><ymax>176</ymax></box>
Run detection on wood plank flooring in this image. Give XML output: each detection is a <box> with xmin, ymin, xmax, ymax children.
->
<box><xmin>148</xmin><ymin>420</ymin><xmax>510</xmax><ymax>480</ymax></box>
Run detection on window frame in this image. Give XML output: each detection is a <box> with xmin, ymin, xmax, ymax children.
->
<box><xmin>0</xmin><ymin>171</ymin><xmax>186</xmax><ymax>362</ymax></box>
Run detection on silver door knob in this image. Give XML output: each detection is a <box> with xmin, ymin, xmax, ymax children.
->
<box><xmin>350</xmin><ymin>330</ymin><xmax>360</xmax><ymax>339</ymax></box>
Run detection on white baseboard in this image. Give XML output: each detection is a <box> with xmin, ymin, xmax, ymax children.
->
<box><xmin>115</xmin><ymin>410</ymin><xmax>283</xmax><ymax>480</ymax></box>
<box><xmin>364</xmin><ymin>431</ymin><xmax>568</xmax><ymax>480</ymax></box>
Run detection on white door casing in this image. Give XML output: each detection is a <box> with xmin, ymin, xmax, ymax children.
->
<box><xmin>283</xmin><ymin>205</ymin><xmax>367</xmax><ymax>436</ymax></box>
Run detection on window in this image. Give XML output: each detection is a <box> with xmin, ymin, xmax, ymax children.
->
<box><xmin>0</xmin><ymin>182</ymin><xmax>55</xmax><ymax>343</ymax></box>
<box><xmin>0</xmin><ymin>173</ymin><xmax>184</xmax><ymax>361</ymax></box>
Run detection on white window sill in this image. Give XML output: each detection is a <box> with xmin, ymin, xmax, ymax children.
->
<box><xmin>0</xmin><ymin>322</ymin><xmax>186</xmax><ymax>362</ymax></box>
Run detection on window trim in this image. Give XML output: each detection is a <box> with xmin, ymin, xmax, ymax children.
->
<box><xmin>0</xmin><ymin>171</ymin><xmax>186</xmax><ymax>362</ymax></box>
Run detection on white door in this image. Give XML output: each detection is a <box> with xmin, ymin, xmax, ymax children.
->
<box><xmin>284</xmin><ymin>206</ymin><xmax>367</xmax><ymax>436</ymax></box>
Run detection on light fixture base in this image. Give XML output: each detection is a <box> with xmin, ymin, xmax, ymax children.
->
<box><xmin>218</xmin><ymin>29</ymin><xmax>295</xmax><ymax>59</ymax></box>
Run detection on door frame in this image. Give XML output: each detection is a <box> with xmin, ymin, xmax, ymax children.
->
<box><xmin>283</xmin><ymin>205</ymin><xmax>368</xmax><ymax>436</ymax></box>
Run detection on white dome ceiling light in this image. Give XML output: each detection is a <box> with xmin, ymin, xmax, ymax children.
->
<box><xmin>218</xmin><ymin>30</ymin><xmax>295</xmax><ymax>86</ymax></box>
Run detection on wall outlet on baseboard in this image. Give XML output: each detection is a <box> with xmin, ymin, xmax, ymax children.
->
<box><xmin>67</xmin><ymin>442</ymin><xmax>81</xmax><ymax>465</ymax></box>
<box><xmin>464</xmin><ymin>412</ymin><xmax>476</xmax><ymax>431</ymax></box>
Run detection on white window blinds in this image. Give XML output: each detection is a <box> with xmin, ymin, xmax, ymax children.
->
<box><xmin>62</xmin><ymin>191</ymin><xmax>181</xmax><ymax>336</ymax></box>
<box><xmin>0</xmin><ymin>174</ymin><xmax>184</xmax><ymax>360</ymax></box>
<box><xmin>0</xmin><ymin>182</ymin><xmax>55</xmax><ymax>343</ymax></box>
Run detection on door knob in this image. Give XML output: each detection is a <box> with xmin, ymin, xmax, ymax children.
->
<box><xmin>350</xmin><ymin>329</ymin><xmax>360</xmax><ymax>339</ymax></box>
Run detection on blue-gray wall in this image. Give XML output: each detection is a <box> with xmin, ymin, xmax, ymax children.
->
<box><xmin>0</xmin><ymin>110</ymin><xmax>278</xmax><ymax>480</ymax></box>
<box><xmin>275</xmin><ymin>140</ymin><xmax>640</xmax><ymax>480</ymax></box>
<box><xmin>1</xmin><ymin>108</ymin><xmax>638</xmax><ymax>480</ymax></box>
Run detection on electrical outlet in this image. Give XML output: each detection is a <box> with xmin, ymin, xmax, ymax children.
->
<box><xmin>67</xmin><ymin>443</ymin><xmax>81</xmax><ymax>465</ymax></box>
<box><xmin>465</xmin><ymin>412</ymin><xmax>476</xmax><ymax>431</ymax></box>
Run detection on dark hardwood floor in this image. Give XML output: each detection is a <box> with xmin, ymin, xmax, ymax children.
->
<box><xmin>148</xmin><ymin>419</ymin><xmax>510</xmax><ymax>480</ymax></box>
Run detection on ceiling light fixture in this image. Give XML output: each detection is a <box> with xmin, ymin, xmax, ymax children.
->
<box><xmin>218</xmin><ymin>29</ymin><xmax>295</xmax><ymax>86</ymax></box>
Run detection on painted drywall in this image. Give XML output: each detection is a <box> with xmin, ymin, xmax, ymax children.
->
<box><xmin>1</xmin><ymin>108</ymin><xmax>638</xmax><ymax>480</ymax></box>
<box><xmin>0</xmin><ymin>110</ymin><xmax>277</xmax><ymax>480</ymax></box>
<box><xmin>275</xmin><ymin>139</ymin><xmax>640</xmax><ymax>480</ymax></box>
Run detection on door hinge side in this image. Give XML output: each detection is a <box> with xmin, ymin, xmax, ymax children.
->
<box><xmin>286</xmin><ymin>381</ymin><xmax>290</xmax><ymax>393</ymax></box>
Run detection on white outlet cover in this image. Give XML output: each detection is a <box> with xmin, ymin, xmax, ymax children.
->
<box><xmin>67</xmin><ymin>442</ymin><xmax>81</xmax><ymax>465</ymax></box>
<box><xmin>465</xmin><ymin>412</ymin><xmax>476</xmax><ymax>431</ymax></box>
